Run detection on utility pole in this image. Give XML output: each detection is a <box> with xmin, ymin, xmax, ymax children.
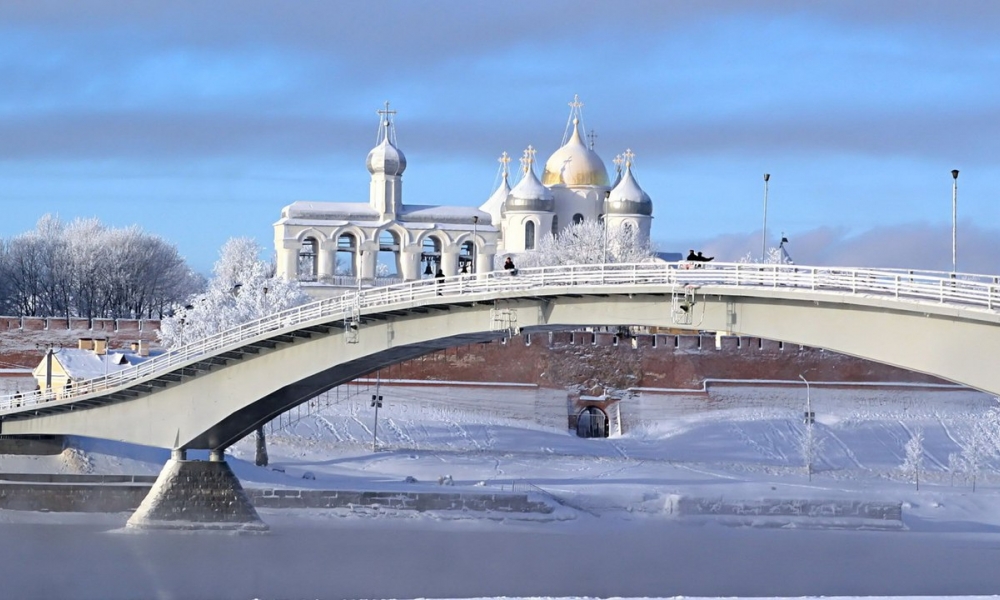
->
<box><xmin>472</xmin><ymin>215</ymin><xmax>479</xmax><ymax>273</ymax></box>
<box><xmin>371</xmin><ymin>370</ymin><xmax>383</xmax><ymax>452</ymax></box>
<box><xmin>952</xmin><ymin>169</ymin><xmax>959</xmax><ymax>273</ymax></box>
<box><xmin>762</xmin><ymin>173</ymin><xmax>770</xmax><ymax>262</ymax></box>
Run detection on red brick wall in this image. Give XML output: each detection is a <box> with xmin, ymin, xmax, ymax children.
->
<box><xmin>387</xmin><ymin>332</ymin><xmax>943</xmax><ymax>392</ymax></box>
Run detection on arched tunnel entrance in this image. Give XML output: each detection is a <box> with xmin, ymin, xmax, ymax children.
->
<box><xmin>576</xmin><ymin>406</ymin><xmax>609</xmax><ymax>438</ymax></box>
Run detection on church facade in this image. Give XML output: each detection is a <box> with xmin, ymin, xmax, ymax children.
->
<box><xmin>274</xmin><ymin>97</ymin><xmax>653</xmax><ymax>294</ymax></box>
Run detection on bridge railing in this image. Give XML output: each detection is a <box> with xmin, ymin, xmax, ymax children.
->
<box><xmin>3</xmin><ymin>262</ymin><xmax>999</xmax><ymax>413</ymax></box>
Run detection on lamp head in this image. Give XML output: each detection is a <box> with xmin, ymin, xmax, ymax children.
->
<box><xmin>764</xmin><ymin>173</ymin><xmax>770</xmax><ymax>182</ymax></box>
<box><xmin>952</xmin><ymin>169</ymin><xmax>959</xmax><ymax>180</ymax></box>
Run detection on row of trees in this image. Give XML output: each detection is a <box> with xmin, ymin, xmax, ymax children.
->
<box><xmin>0</xmin><ymin>215</ymin><xmax>204</xmax><ymax>319</ymax></box>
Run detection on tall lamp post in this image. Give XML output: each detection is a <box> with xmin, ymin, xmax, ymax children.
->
<box><xmin>761</xmin><ymin>173</ymin><xmax>770</xmax><ymax>262</ymax></box>
<box><xmin>952</xmin><ymin>169</ymin><xmax>959</xmax><ymax>273</ymax></box>
<box><xmin>472</xmin><ymin>215</ymin><xmax>478</xmax><ymax>273</ymax></box>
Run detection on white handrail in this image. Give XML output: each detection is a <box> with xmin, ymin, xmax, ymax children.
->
<box><xmin>3</xmin><ymin>261</ymin><xmax>999</xmax><ymax>413</ymax></box>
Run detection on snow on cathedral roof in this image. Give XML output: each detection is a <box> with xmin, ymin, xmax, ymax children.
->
<box><xmin>277</xmin><ymin>201</ymin><xmax>493</xmax><ymax>228</ymax></box>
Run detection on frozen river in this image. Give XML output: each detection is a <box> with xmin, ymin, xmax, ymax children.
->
<box><xmin>4</xmin><ymin>510</ymin><xmax>1000</xmax><ymax>599</ymax></box>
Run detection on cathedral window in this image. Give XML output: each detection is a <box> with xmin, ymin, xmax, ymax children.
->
<box><xmin>572</xmin><ymin>213</ymin><xmax>584</xmax><ymax>225</ymax></box>
<box><xmin>524</xmin><ymin>221</ymin><xmax>536</xmax><ymax>250</ymax></box>
<box><xmin>551</xmin><ymin>215</ymin><xmax>559</xmax><ymax>236</ymax></box>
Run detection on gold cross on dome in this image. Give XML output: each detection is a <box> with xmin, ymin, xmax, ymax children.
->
<box><xmin>521</xmin><ymin>146</ymin><xmax>536</xmax><ymax>173</ymax></box>
<box><xmin>569</xmin><ymin>94</ymin><xmax>584</xmax><ymax>111</ymax></box>
<box><xmin>613</xmin><ymin>154</ymin><xmax>624</xmax><ymax>170</ymax></box>
<box><xmin>623</xmin><ymin>148</ymin><xmax>635</xmax><ymax>167</ymax></box>
<box><xmin>498</xmin><ymin>151</ymin><xmax>511</xmax><ymax>177</ymax></box>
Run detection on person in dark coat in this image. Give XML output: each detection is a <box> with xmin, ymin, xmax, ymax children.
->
<box><xmin>435</xmin><ymin>268</ymin><xmax>445</xmax><ymax>294</ymax></box>
<box><xmin>686</xmin><ymin>250</ymin><xmax>697</xmax><ymax>261</ymax></box>
<box><xmin>503</xmin><ymin>256</ymin><xmax>517</xmax><ymax>275</ymax></box>
<box><xmin>696</xmin><ymin>251</ymin><xmax>714</xmax><ymax>262</ymax></box>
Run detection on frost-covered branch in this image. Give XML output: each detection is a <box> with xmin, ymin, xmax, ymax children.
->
<box><xmin>506</xmin><ymin>220</ymin><xmax>655</xmax><ymax>268</ymax></box>
<box><xmin>158</xmin><ymin>237</ymin><xmax>307</xmax><ymax>347</ymax></box>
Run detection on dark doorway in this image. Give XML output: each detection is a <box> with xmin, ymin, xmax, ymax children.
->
<box><xmin>576</xmin><ymin>406</ymin><xmax>608</xmax><ymax>438</ymax></box>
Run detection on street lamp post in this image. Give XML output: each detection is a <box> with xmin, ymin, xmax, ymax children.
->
<box><xmin>472</xmin><ymin>215</ymin><xmax>479</xmax><ymax>274</ymax></box>
<box><xmin>799</xmin><ymin>374</ymin><xmax>812</xmax><ymax>422</ymax></box>
<box><xmin>952</xmin><ymin>169</ymin><xmax>959</xmax><ymax>273</ymax></box>
<box><xmin>602</xmin><ymin>190</ymin><xmax>611</xmax><ymax>263</ymax></box>
<box><xmin>762</xmin><ymin>173</ymin><xmax>770</xmax><ymax>262</ymax></box>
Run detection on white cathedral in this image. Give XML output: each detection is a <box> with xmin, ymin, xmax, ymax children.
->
<box><xmin>274</xmin><ymin>96</ymin><xmax>653</xmax><ymax>295</ymax></box>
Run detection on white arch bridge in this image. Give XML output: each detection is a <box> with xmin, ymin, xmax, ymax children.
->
<box><xmin>3</xmin><ymin>262</ymin><xmax>1000</xmax><ymax>454</ymax></box>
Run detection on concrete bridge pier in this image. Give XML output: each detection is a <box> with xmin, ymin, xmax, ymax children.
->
<box><xmin>125</xmin><ymin>449</ymin><xmax>268</xmax><ymax>532</ymax></box>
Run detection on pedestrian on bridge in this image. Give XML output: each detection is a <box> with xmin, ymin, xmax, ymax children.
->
<box><xmin>503</xmin><ymin>256</ymin><xmax>517</xmax><ymax>276</ymax></box>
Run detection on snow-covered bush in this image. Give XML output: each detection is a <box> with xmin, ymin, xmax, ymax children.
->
<box><xmin>158</xmin><ymin>237</ymin><xmax>308</xmax><ymax>347</ymax></box>
<box><xmin>800</xmin><ymin>423</ymin><xmax>823</xmax><ymax>481</ymax></box>
<box><xmin>508</xmin><ymin>220</ymin><xmax>655</xmax><ymax>269</ymax></box>
<box><xmin>737</xmin><ymin>245</ymin><xmax>793</xmax><ymax>265</ymax></box>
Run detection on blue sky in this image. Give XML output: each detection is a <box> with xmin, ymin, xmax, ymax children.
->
<box><xmin>2</xmin><ymin>1</ymin><xmax>999</xmax><ymax>273</ymax></box>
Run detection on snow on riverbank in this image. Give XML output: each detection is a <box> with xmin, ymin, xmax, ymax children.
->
<box><xmin>5</xmin><ymin>385</ymin><xmax>1000</xmax><ymax>598</ymax></box>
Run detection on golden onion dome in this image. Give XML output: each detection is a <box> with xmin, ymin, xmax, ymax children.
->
<box><xmin>541</xmin><ymin>119</ymin><xmax>609</xmax><ymax>187</ymax></box>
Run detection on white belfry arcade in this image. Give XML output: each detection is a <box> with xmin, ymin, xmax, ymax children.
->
<box><xmin>275</xmin><ymin>102</ymin><xmax>497</xmax><ymax>294</ymax></box>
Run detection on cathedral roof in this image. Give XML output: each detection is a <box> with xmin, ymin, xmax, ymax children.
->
<box><xmin>541</xmin><ymin>118</ymin><xmax>609</xmax><ymax>187</ymax></box>
<box><xmin>605</xmin><ymin>153</ymin><xmax>652</xmax><ymax>216</ymax></box>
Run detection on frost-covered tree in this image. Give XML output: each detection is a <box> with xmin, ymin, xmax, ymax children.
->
<box><xmin>960</xmin><ymin>411</ymin><xmax>998</xmax><ymax>493</ymax></box>
<box><xmin>158</xmin><ymin>237</ymin><xmax>308</xmax><ymax>347</ymax></box>
<box><xmin>0</xmin><ymin>215</ymin><xmax>200</xmax><ymax>319</ymax></box>
<box><xmin>737</xmin><ymin>245</ymin><xmax>793</xmax><ymax>265</ymax></box>
<box><xmin>511</xmin><ymin>220</ymin><xmax>655</xmax><ymax>268</ymax></box>
<box><xmin>948</xmin><ymin>452</ymin><xmax>965</xmax><ymax>487</ymax></box>
<box><xmin>800</xmin><ymin>422</ymin><xmax>823</xmax><ymax>481</ymax></box>
<box><xmin>901</xmin><ymin>428</ymin><xmax>925</xmax><ymax>491</ymax></box>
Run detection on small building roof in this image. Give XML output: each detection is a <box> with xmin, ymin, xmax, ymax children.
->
<box><xmin>34</xmin><ymin>348</ymin><xmax>163</xmax><ymax>381</ymax></box>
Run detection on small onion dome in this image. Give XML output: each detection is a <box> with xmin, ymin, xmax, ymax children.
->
<box><xmin>542</xmin><ymin>119</ymin><xmax>610</xmax><ymax>187</ymax></box>
<box><xmin>481</xmin><ymin>173</ymin><xmax>511</xmax><ymax>222</ymax></box>
<box><xmin>366</xmin><ymin>133</ymin><xmax>407</xmax><ymax>176</ymax></box>
<box><xmin>605</xmin><ymin>161</ymin><xmax>652</xmax><ymax>216</ymax></box>
<box><xmin>504</xmin><ymin>155</ymin><xmax>554</xmax><ymax>213</ymax></box>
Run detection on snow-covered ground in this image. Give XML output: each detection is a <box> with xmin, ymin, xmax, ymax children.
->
<box><xmin>6</xmin><ymin>384</ymin><xmax>1000</xmax><ymax>599</ymax></box>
